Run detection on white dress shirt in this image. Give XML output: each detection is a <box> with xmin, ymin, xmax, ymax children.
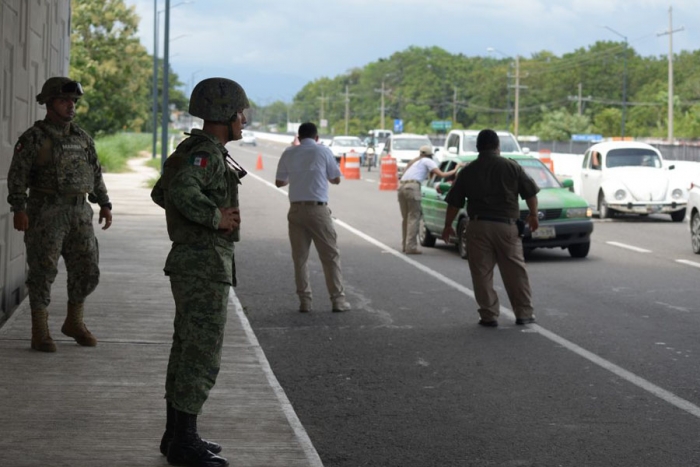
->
<box><xmin>276</xmin><ymin>139</ymin><xmax>341</xmax><ymax>202</ymax></box>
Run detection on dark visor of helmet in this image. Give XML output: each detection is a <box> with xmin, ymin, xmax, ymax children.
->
<box><xmin>62</xmin><ymin>81</ymin><xmax>84</xmax><ymax>96</ymax></box>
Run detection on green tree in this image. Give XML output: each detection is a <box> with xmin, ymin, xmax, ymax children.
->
<box><xmin>70</xmin><ymin>0</ymin><xmax>186</xmax><ymax>136</ymax></box>
<box><xmin>593</xmin><ymin>108</ymin><xmax>622</xmax><ymax>137</ymax></box>
<box><xmin>532</xmin><ymin>107</ymin><xmax>592</xmax><ymax>141</ymax></box>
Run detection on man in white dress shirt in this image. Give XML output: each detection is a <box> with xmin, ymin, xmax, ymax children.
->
<box><xmin>275</xmin><ymin>122</ymin><xmax>350</xmax><ymax>313</ymax></box>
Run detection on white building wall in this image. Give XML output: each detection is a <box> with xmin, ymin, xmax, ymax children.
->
<box><xmin>0</xmin><ymin>0</ymin><xmax>71</xmax><ymax>323</ymax></box>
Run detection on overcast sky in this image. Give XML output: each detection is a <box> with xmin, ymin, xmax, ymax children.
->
<box><xmin>129</xmin><ymin>0</ymin><xmax>698</xmax><ymax>103</ymax></box>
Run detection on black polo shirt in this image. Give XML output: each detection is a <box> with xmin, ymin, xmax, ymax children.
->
<box><xmin>445</xmin><ymin>151</ymin><xmax>540</xmax><ymax>219</ymax></box>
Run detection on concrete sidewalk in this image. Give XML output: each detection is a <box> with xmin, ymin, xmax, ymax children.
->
<box><xmin>0</xmin><ymin>156</ymin><xmax>322</xmax><ymax>467</ymax></box>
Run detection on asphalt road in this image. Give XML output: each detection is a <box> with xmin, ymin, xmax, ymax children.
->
<box><xmin>230</xmin><ymin>140</ymin><xmax>700</xmax><ymax>467</ymax></box>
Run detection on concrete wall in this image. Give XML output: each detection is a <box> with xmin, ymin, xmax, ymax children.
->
<box><xmin>0</xmin><ymin>0</ymin><xmax>71</xmax><ymax>324</ymax></box>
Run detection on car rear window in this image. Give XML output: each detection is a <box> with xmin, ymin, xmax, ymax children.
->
<box><xmin>393</xmin><ymin>138</ymin><xmax>430</xmax><ymax>150</ymax></box>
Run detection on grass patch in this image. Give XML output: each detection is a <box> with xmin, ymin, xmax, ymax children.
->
<box><xmin>145</xmin><ymin>157</ymin><xmax>163</xmax><ymax>171</ymax></box>
<box><xmin>96</xmin><ymin>133</ymin><xmax>153</xmax><ymax>173</ymax></box>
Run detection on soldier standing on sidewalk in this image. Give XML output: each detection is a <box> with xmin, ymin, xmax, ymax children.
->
<box><xmin>7</xmin><ymin>77</ymin><xmax>113</xmax><ymax>353</ymax></box>
<box><xmin>151</xmin><ymin>77</ymin><xmax>249</xmax><ymax>467</ymax></box>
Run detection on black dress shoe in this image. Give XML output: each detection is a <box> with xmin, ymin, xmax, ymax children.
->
<box><xmin>515</xmin><ymin>317</ymin><xmax>536</xmax><ymax>325</ymax></box>
<box><xmin>478</xmin><ymin>319</ymin><xmax>498</xmax><ymax>327</ymax></box>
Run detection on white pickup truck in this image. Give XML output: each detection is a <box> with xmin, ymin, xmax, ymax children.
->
<box><xmin>437</xmin><ymin>129</ymin><xmax>528</xmax><ymax>157</ymax></box>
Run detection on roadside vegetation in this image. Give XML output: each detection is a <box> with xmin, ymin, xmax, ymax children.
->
<box><xmin>95</xmin><ymin>132</ymin><xmax>152</xmax><ymax>172</ymax></box>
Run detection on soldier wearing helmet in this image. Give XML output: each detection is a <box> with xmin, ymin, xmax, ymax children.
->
<box><xmin>151</xmin><ymin>77</ymin><xmax>249</xmax><ymax>467</ymax></box>
<box><xmin>6</xmin><ymin>77</ymin><xmax>112</xmax><ymax>354</ymax></box>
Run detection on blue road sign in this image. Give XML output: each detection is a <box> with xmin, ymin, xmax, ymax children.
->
<box><xmin>572</xmin><ymin>134</ymin><xmax>603</xmax><ymax>142</ymax></box>
<box><xmin>394</xmin><ymin>119</ymin><xmax>403</xmax><ymax>133</ymax></box>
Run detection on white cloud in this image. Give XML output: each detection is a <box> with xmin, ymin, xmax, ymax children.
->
<box><xmin>128</xmin><ymin>0</ymin><xmax>699</xmax><ymax>100</ymax></box>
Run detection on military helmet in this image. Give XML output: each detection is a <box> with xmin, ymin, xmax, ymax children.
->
<box><xmin>36</xmin><ymin>77</ymin><xmax>84</xmax><ymax>105</ymax></box>
<box><xmin>188</xmin><ymin>78</ymin><xmax>249</xmax><ymax>122</ymax></box>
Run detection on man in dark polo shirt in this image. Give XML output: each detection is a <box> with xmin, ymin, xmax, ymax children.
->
<box><xmin>441</xmin><ymin>129</ymin><xmax>540</xmax><ymax>327</ymax></box>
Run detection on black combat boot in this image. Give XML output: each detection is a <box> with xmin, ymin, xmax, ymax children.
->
<box><xmin>160</xmin><ymin>403</ymin><xmax>222</xmax><ymax>456</ymax></box>
<box><xmin>167</xmin><ymin>409</ymin><xmax>229</xmax><ymax>467</ymax></box>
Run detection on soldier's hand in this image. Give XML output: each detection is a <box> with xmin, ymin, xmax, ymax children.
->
<box><xmin>99</xmin><ymin>206</ymin><xmax>113</xmax><ymax>230</ymax></box>
<box><xmin>441</xmin><ymin>225</ymin><xmax>455</xmax><ymax>243</ymax></box>
<box><xmin>218</xmin><ymin>207</ymin><xmax>241</xmax><ymax>233</ymax></box>
<box><xmin>13</xmin><ymin>211</ymin><xmax>29</xmax><ymax>231</ymax></box>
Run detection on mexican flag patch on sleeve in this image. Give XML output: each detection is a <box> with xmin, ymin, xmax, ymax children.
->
<box><xmin>190</xmin><ymin>152</ymin><xmax>209</xmax><ymax>168</ymax></box>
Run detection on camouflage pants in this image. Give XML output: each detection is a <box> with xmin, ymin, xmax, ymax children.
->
<box><xmin>165</xmin><ymin>275</ymin><xmax>230</xmax><ymax>415</ymax></box>
<box><xmin>24</xmin><ymin>196</ymin><xmax>99</xmax><ymax>310</ymax></box>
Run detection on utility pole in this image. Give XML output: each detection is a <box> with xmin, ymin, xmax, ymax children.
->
<box><xmin>317</xmin><ymin>92</ymin><xmax>329</xmax><ymax>131</ymax></box>
<box><xmin>658</xmin><ymin>6</ymin><xmax>684</xmax><ymax>143</ymax></box>
<box><xmin>578</xmin><ymin>82</ymin><xmax>583</xmax><ymax>116</ymax></box>
<box><xmin>602</xmin><ymin>26</ymin><xmax>628</xmax><ymax>137</ymax></box>
<box><xmin>568</xmin><ymin>83</ymin><xmax>594</xmax><ymax>116</ymax></box>
<box><xmin>510</xmin><ymin>55</ymin><xmax>528</xmax><ymax>138</ymax></box>
<box><xmin>343</xmin><ymin>85</ymin><xmax>352</xmax><ymax>135</ymax></box>
<box><xmin>375</xmin><ymin>79</ymin><xmax>391</xmax><ymax>130</ymax></box>
<box><xmin>452</xmin><ymin>86</ymin><xmax>458</xmax><ymax>124</ymax></box>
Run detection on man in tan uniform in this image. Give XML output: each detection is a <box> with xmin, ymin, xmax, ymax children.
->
<box><xmin>442</xmin><ymin>129</ymin><xmax>539</xmax><ymax>327</ymax></box>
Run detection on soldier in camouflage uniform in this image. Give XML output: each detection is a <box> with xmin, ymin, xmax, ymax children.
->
<box><xmin>151</xmin><ymin>77</ymin><xmax>249</xmax><ymax>467</ymax></box>
<box><xmin>7</xmin><ymin>77</ymin><xmax>113</xmax><ymax>353</ymax></box>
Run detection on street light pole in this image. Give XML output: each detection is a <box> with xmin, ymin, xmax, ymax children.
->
<box><xmin>487</xmin><ymin>47</ymin><xmax>513</xmax><ymax>130</ymax></box>
<box><xmin>602</xmin><ymin>26</ymin><xmax>628</xmax><ymax>138</ymax></box>
<box><xmin>658</xmin><ymin>6</ymin><xmax>684</xmax><ymax>143</ymax></box>
<box><xmin>152</xmin><ymin>1</ymin><xmax>158</xmax><ymax>159</ymax></box>
<box><xmin>160</xmin><ymin>0</ymin><xmax>170</xmax><ymax>171</ymax></box>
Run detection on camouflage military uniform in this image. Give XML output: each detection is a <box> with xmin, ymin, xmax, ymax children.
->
<box><xmin>7</xmin><ymin>119</ymin><xmax>110</xmax><ymax>310</ymax></box>
<box><xmin>151</xmin><ymin>129</ymin><xmax>242</xmax><ymax>415</ymax></box>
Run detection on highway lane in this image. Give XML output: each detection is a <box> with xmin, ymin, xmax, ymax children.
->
<box><xmin>229</xmin><ymin>141</ymin><xmax>700</xmax><ymax>466</ymax></box>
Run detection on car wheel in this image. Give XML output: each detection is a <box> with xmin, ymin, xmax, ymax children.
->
<box><xmin>598</xmin><ymin>192</ymin><xmax>613</xmax><ymax>219</ymax></box>
<box><xmin>670</xmin><ymin>208</ymin><xmax>686</xmax><ymax>222</ymax></box>
<box><xmin>691</xmin><ymin>212</ymin><xmax>700</xmax><ymax>254</ymax></box>
<box><xmin>457</xmin><ymin>218</ymin><xmax>469</xmax><ymax>259</ymax></box>
<box><xmin>568</xmin><ymin>242</ymin><xmax>590</xmax><ymax>258</ymax></box>
<box><xmin>419</xmin><ymin>217</ymin><xmax>436</xmax><ymax>247</ymax></box>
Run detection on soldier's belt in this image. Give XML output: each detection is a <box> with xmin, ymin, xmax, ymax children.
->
<box><xmin>29</xmin><ymin>190</ymin><xmax>86</xmax><ymax>206</ymax></box>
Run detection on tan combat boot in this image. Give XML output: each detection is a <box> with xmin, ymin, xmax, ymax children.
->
<box><xmin>31</xmin><ymin>309</ymin><xmax>57</xmax><ymax>352</ymax></box>
<box><xmin>61</xmin><ymin>301</ymin><xmax>97</xmax><ymax>346</ymax></box>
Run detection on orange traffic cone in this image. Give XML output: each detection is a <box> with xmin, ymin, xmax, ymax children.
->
<box><xmin>256</xmin><ymin>153</ymin><xmax>263</xmax><ymax>170</ymax></box>
<box><xmin>340</xmin><ymin>153</ymin><xmax>346</xmax><ymax>175</ymax></box>
<box><xmin>344</xmin><ymin>151</ymin><xmax>361</xmax><ymax>180</ymax></box>
<box><xmin>379</xmin><ymin>156</ymin><xmax>398</xmax><ymax>191</ymax></box>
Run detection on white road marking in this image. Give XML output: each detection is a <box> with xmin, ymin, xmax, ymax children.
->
<box><xmin>675</xmin><ymin>259</ymin><xmax>700</xmax><ymax>269</ymax></box>
<box><xmin>230</xmin><ymin>289</ymin><xmax>324</xmax><ymax>467</ymax></box>
<box><xmin>335</xmin><ymin>219</ymin><xmax>700</xmax><ymax>420</ymax></box>
<box><xmin>249</xmin><ymin>171</ymin><xmax>700</xmax><ymax>421</ymax></box>
<box><xmin>606</xmin><ymin>241</ymin><xmax>652</xmax><ymax>253</ymax></box>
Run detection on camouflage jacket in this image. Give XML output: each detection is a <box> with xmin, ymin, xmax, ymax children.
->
<box><xmin>151</xmin><ymin>129</ymin><xmax>242</xmax><ymax>285</ymax></box>
<box><xmin>6</xmin><ymin>119</ymin><xmax>110</xmax><ymax>212</ymax></box>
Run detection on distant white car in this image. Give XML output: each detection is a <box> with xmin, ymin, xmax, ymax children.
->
<box><xmin>578</xmin><ymin>142</ymin><xmax>687</xmax><ymax>221</ymax></box>
<box><xmin>328</xmin><ymin>136</ymin><xmax>366</xmax><ymax>163</ymax></box>
<box><xmin>688</xmin><ymin>181</ymin><xmax>700</xmax><ymax>253</ymax></box>
<box><xmin>240</xmin><ymin>130</ymin><xmax>257</xmax><ymax>146</ymax></box>
<box><xmin>380</xmin><ymin>133</ymin><xmax>433</xmax><ymax>176</ymax></box>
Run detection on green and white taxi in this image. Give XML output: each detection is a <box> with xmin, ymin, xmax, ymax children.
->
<box><xmin>420</xmin><ymin>154</ymin><xmax>594</xmax><ymax>258</ymax></box>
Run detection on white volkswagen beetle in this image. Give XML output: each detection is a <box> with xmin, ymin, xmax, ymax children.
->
<box><xmin>579</xmin><ymin>142</ymin><xmax>687</xmax><ymax>221</ymax></box>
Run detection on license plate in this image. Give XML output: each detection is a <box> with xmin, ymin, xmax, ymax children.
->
<box><xmin>646</xmin><ymin>204</ymin><xmax>661</xmax><ymax>213</ymax></box>
<box><xmin>532</xmin><ymin>226</ymin><xmax>555</xmax><ymax>239</ymax></box>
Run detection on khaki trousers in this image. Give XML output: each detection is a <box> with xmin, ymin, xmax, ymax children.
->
<box><xmin>465</xmin><ymin>220</ymin><xmax>534</xmax><ymax>321</ymax></box>
<box><xmin>287</xmin><ymin>204</ymin><xmax>345</xmax><ymax>306</ymax></box>
<box><xmin>398</xmin><ymin>182</ymin><xmax>422</xmax><ymax>252</ymax></box>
